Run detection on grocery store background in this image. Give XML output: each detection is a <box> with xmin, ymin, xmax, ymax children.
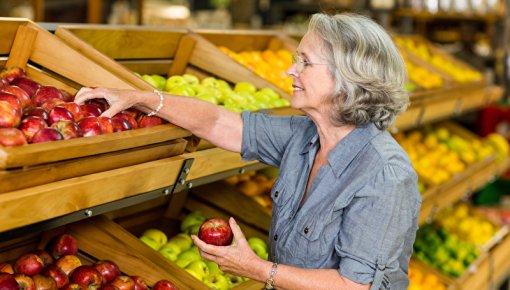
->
<box><xmin>1</xmin><ymin>1</ymin><xmax>510</xmax><ymax>290</ymax></box>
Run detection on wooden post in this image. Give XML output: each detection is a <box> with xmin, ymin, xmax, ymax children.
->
<box><xmin>6</xmin><ymin>25</ymin><xmax>38</xmax><ymax>70</ymax></box>
<box><xmin>167</xmin><ymin>34</ymin><xmax>197</xmax><ymax>76</ymax></box>
<box><xmin>87</xmin><ymin>0</ymin><xmax>103</xmax><ymax>23</ymax></box>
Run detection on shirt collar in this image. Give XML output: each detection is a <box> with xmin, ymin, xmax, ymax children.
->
<box><xmin>300</xmin><ymin>128</ymin><xmax>320</xmax><ymax>155</ymax></box>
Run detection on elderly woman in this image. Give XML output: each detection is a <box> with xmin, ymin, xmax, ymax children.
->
<box><xmin>75</xmin><ymin>13</ymin><xmax>420</xmax><ymax>290</ymax></box>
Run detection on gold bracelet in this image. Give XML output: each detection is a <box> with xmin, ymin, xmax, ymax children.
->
<box><xmin>147</xmin><ymin>90</ymin><xmax>164</xmax><ymax>116</ymax></box>
<box><xmin>265</xmin><ymin>262</ymin><xmax>278</xmax><ymax>289</ymax></box>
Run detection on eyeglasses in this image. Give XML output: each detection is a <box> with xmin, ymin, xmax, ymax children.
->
<box><xmin>291</xmin><ymin>54</ymin><xmax>329</xmax><ymax>73</ymax></box>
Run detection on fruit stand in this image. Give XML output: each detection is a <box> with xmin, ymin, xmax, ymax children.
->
<box><xmin>0</xmin><ymin>15</ymin><xmax>510</xmax><ymax>290</ymax></box>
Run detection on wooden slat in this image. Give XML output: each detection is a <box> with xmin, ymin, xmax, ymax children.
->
<box><xmin>26</xmin><ymin>66</ymin><xmax>79</xmax><ymax>93</ymax></box>
<box><xmin>5</xmin><ymin>24</ymin><xmax>38</xmax><ymax>69</ymax></box>
<box><xmin>0</xmin><ymin>155</ymin><xmax>187</xmax><ymax>232</ymax></box>
<box><xmin>0</xmin><ymin>124</ymin><xmax>190</xmax><ymax>169</ymax></box>
<box><xmin>231</xmin><ymin>279</ymin><xmax>265</xmax><ymax>290</ymax></box>
<box><xmin>168</xmin><ymin>35</ymin><xmax>197</xmax><ymax>76</ymax></box>
<box><xmin>0</xmin><ymin>139</ymin><xmax>187</xmax><ymax>193</ymax></box>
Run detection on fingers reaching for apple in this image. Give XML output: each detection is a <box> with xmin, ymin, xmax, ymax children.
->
<box><xmin>74</xmin><ymin>87</ymin><xmax>133</xmax><ymax>118</ymax></box>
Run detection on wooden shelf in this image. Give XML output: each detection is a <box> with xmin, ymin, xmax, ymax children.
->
<box><xmin>393</xmin><ymin>8</ymin><xmax>503</xmax><ymax>23</ymax></box>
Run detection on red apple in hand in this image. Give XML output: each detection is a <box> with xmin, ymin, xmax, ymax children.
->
<box><xmin>80</xmin><ymin>103</ymin><xmax>103</xmax><ymax>118</ymax></box>
<box><xmin>0</xmin><ymin>128</ymin><xmax>27</xmax><ymax>147</ymax></box>
<box><xmin>1</xmin><ymin>86</ymin><xmax>31</xmax><ymax>109</ymax></box>
<box><xmin>151</xmin><ymin>280</ymin><xmax>178</xmax><ymax>290</ymax></box>
<box><xmin>14</xmin><ymin>254</ymin><xmax>44</xmax><ymax>276</ymax></box>
<box><xmin>93</xmin><ymin>261</ymin><xmax>120</xmax><ymax>284</ymax></box>
<box><xmin>48</xmin><ymin>234</ymin><xmax>78</xmax><ymax>259</ymax></box>
<box><xmin>0</xmin><ymin>67</ymin><xmax>26</xmax><ymax>83</ymax></box>
<box><xmin>33</xmin><ymin>86</ymin><xmax>64</xmax><ymax>107</ymax></box>
<box><xmin>0</xmin><ymin>263</ymin><xmax>14</xmax><ymax>274</ymax></box>
<box><xmin>130</xmin><ymin>277</ymin><xmax>148</xmax><ymax>290</ymax></box>
<box><xmin>12</xmin><ymin>77</ymin><xmax>40</xmax><ymax>97</ymax></box>
<box><xmin>13</xmin><ymin>274</ymin><xmax>35</xmax><ymax>290</ymax></box>
<box><xmin>23</xmin><ymin>107</ymin><xmax>49</xmax><ymax>124</ymax></box>
<box><xmin>69</xmin><ymin>266</ymin><xmax>102</xmax><ymax>290</ymax></box>
<box><xmin>32</xmin><ymin>274</ymin><xmax>57</xmax><ymax>290</ymax></box>
<box><xmin>41</xmin><ymin>265</ymin><xmax>68</xmax><ymax>288</ymax></box>
<box><xmin>0</xmin><ymin>273</ymin><xmax>20</xmax><ymax>290</ymax></box>
<box><xmin>31</xmin><ymin>128</ymin><xmax>63</xmax><ymax>144</ymax></box>
<box><xmin>109</xmin><ymin>276</ymin><xmax>134</xmax><ymax>290</ymax></box>
<box><xmin>19</xmin><ymin>116</ymin><xmax>47</xmax><ymax>142</ymax></box>
<box><xmin>30</xmin><ymin>250</ymin><xmax>53</xmax><ymax>268</ymax></box>
<box><xmin>198</xmin><ymin>218</ymin><xmax>233</xmax><ymax>246</ymax></box>
<box><xmin>86</xmin><ymin>99</ymin><xmax>109</xmax><ymax>112</ymax></box>
<box><xmin>55</xmin><ymin>256</ymin><xmax>82</xmax><ymax>276</ymax></box>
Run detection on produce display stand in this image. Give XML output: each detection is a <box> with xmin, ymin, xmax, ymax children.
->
<box><xmin>0</xmin><ymin>215</ymin><xmax>206</xmax><ymax>290</ymax></box>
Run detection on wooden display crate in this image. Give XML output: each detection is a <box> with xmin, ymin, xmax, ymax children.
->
<box><xmin>0</xmin><ymin>215</ymin><xmax>205</xmax><ymax>290</ymax></box>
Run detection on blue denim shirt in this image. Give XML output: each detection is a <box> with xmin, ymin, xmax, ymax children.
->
<box><xmin>241</xmin><ymin>111</ymin><xmax>421</xmax><ymax>290</ymax></box>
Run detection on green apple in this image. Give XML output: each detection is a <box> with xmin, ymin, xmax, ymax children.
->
<box><xmin>142</xmin><ymin>74</ymin><xmax>160</xmax><ymax>89</ymax></box>
<box><xmin>269</xmin><ymin>98</ymin><xmax>287</xmax><ymax>108</ymax></box>
<box><xmin>168</xmin><ymin>233</ymin><xmax>193</xmax><ymax>251</ymax></box>
<box><xmin>168</xmin><ymin>84</ymin><xmax>195</xmax><ymax>96</ymax></box>
<box><xmin>165</xmin><ymin>75</ymin><xmax>187</xmax><ymax>90</ymax></box>
<box><xmin>234</xmin><ymin>82</ymin><xmax>257</xmax><ymax>94</ymax></box>
<box><xmin>216</xmin><ymin>80</ymin><xmax>232</xmax><ymax>92</ymax></box>
<box><xmin>139</xmin><ymin>235</ymin><xmax>161</xmax><ymax>250</ymax></box>
<box><xmin>224</xmin><ymin>92</ymin><xmax>247</xmax><ymax>106</ymax></box>
<box><xmin>222</xmin><ymin>103</ymin><xmax>243</xmax><ymax>113</ymax></box>
<box><xmin>259</xmin><ymin>88</ymin><xmax>280</xmax><ymax>100</ymax></box>
<box><xmin>151</xmin><ymin>74</ymin><xmax>167</xmax><ymax>91</ymax></box>
<box><xmin>159</xmin><ymin>242</ymin><xmax>182</xmax><ymax>261</ymax></box>
<box><xmin>191</xmin><ymin>84</ymin><xmax>210</xmax><ymax>95</ymax></box>
<box><xmin>236</xmin><ymin>91</ymin><xmax>256</xmax><ymax>103</ymax></box>
<box><xmin>201</xmin><ymin>77</ymin><xmax>219</xmax><ymax>88</ymax></box>
<box><xmin>225</xmin><ymin>274</ymin><xmax>244</xmax><ymax>288</ymax></box>
<box><xmin>141</xmin><ymin>228</ymin><xmax>167</xmax><ymax>247</ymax></box>
<box><xmin>182</xmin><ymin>73</ymin><xmax>200</xmax><ymax>85</ymax></box>
<box><xmin>195</xmin><ymin>93</ymin><xmax>219</xmax><ymax>105</ymax></box>
<box><xmin>186</xmin><ymin>224</ymin><xmax>201</xmax><ymax>236</ymax></box>
<box><xmin>240</xmin><ymin>103</ymin><xmax>259</xmax><ymax>111</ymax></box>
<box><xmin>204</xmin><ymin>274</ymin><xmax>229</xmax><ymax>290</ymax></box>
<box><xmin>175</xmin><ymin>247</ymin><xmax>201</xmax><ymax>268</ymax></box>
<box><xmin>180</xmin><ymin>212</ymin><xmax>206</xmax><ymax>233</ymax></box>
<box><xmin>185</xmin><ymin>260</ymin><xmax>209</xmax><ymax>281</ymax></box>
<box><xmin>253</xmin><ymin>91</ymin><xmax>272</xmax><ymax>104</ymax></box>
<box><xmin>248</xmin><ymin>237</ymin><xmax>268</xmax><ymax>259</ymax></box>
<box><xmin>204</xmin><ymin>260</ymin><xmax>223</xmax><ymax>276</ymax></box>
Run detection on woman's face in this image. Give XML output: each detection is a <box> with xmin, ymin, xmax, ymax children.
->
<box><xmin>287</xmin><ymin>32</ymin><xmax>336</xmax><ymax>116</ymax></box>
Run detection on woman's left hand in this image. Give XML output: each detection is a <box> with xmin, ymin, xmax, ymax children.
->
<box><xmin>191</xmin><ymin>217</ymin><xmax>264</xmax><ymax>279</ymax></box>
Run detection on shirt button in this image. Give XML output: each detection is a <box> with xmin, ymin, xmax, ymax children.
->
<box><xmin>273</xmin><ymin>234</ymin><xmax>278</xmax><ymax>241</ymax></box>
<box><xmin>274</xmin><ymin>191</ymin><xmax>279</xmax><ymax>197</ymax></box>
<box><xmin>304</xmin><ymin>227</ymin><xmax>309</xmax><ymax>234</ymax></box>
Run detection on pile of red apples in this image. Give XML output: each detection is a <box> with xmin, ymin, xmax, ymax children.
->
<box><xmin>0</xmin><ymin>233</ymin><xmax>178</xmax><ymax>290</ymax></box>
<box><xmin>0</xmin><ymin>67</ymin><xmax>167</xmax><ymax>148</ymax></box>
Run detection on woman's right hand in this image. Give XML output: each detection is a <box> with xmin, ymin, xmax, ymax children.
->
<box><xmin>74</xmin><ymin>87</ymin><xmax>142</xmax><ymax>117</ymax></box>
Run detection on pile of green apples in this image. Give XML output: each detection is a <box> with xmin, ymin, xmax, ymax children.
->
<box><xmin>138</xmin><ymin>211</ymin><xmax>269</xmax><ymax>290</ymax></box>
<box><xmin>138</xmin><ymin>73</ymin><xmax>290</xmax><ymax>112</ymax></box>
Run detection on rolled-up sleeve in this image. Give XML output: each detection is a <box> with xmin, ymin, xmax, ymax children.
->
<box><xmin>241</xmin><ymin>111</ymin><xmax>297</xmax><ymax>167</ymax></box>
<box><xmin>335</xmin><ymin>163</ymin><xmax>421</xmax><ymax>289</ymax></box>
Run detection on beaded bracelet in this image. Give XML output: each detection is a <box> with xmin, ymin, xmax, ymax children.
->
<box><xmin>265</xmin><ymin>262</ymin><xmax>278</xmax><ymax>289</ymax></box>
<box><xmin>147</xmin><ymin>89</ymin><xmax>164</xmax><ymax>116</ymax></box>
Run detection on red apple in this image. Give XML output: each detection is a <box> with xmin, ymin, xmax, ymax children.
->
<box><xmin>31</xmin><ymin>128</ymin><xmax>63</xmax><ymax>144</ymax></box>
<box><xmin>0</xmin><ymin>273</ymin><xmax>20</xmax><ymax>290</ymax></box>
<box><xmin>33</xmin><ymin>86</ymin><xmax>64</xmax><ymax>107</ymax></box>
<box><xmin>60</xmin><ymin>102</ymin><xmax>83</xmax><ymax>122</ymax></box>
<box><xmin>12</xmin><ymin>78</ymin><xmax>40</xmax><ymax>97</ymax></box>
<box><xmin>0</xmin><ymin>128</ymin><xmax>27</xmax><ymax>147</ymax></box>
<box><xmin>113</xmin><ymin>113</ymin><xmax>137</xmax><ymax>130</ymax></box>
<box><xmin>137</xmin><ymin>115</ymin><xmax>165</xmax><ymax>128</ymax></box>
<box><xmin>13</xmin><ymin>274</ymin><xmax>35</xmax><ymax>290</ymax></box>
<box><xmin>47</xmin><ymin>234</ymin><xmax>79</xmax><ymax>260</ymax></box>
<box><xmin>19</xmin><ymin>116</ymin><xmax>47</xmax><ymax>142</ymax></box>
<box><xmin>41</xmin><ymin>99</ymin><xmax>65</xmax><ymax>112</ymax></box>
<box><xmin>0</xmin><ymin>92</ymin><xmax>23</xmax><ymax>113</ymax></box>
<box><xmin>198</xmin><ymin>218</ymin><xmax>233</xmax><ymax>246</ymax></box>
<box><xmin>130</xmin><ymin>276</ymin><xmax>148</xmax><ymax>290</ymax></box>
<box><xmin>0</xmin><ymin>77</ymin><xmax>8</xmax><ymax>87</ymax></box>
<box><xmin>55</xmin><ymin>255</ymin><xmax>82</xmax><ymax>276</ymax></box>
<box><xmin>0</xmin><ymin>101</ymin><xmax>21</xmax><ymax>128</ymax></box>
<box><xmin>77</xmin><ymin>117</ymin><xmax>105</xmax><ymax>137</ymax></box>
<box><xmin>48</xmin><ymin>106</ymin><xmax>74</xmax><ymax>125</ymax></box>
<box><xmin>109</xmin><ymin>276</ymin><xmax>134</xmax><ymax>290</ymax></box>
<box><xmin>97</xmin><ymin>117</ymin><xmax>113</xmax><ymax>134</ymax></box>
<box><xmin>110</xmin><ymin>117</ymin><xmax>133</xmax><ymax>132</ymax></box>
<box><xmin>14</xmin><ymin>254</ymin><xmax>44</xmax><ymax>276</ymax></box>
<box><xmin>92</xmin><ymin>261</ymin><xmax>119</xmax><ymax>285</ymax></box>
<box><xmin>60</xmin><ymin>90</ymin><xmax>74</xmax><ymax>102</ymax></box>
<box><xmin>40</xmin><ymin>265</ymin><xmax>68</xmax><ymax>288</ymax></box>
<box><xmin>1</xmin><ymin>86</ymin><xmax>31</xmax><ymax>109</ymax></box>
<box><xmin>86</xmin><ymin>99</ymin><xmax>109</xmax><ymax>112</ymax></box>
<box><xmin>51</xmin><ymin>121</ymin><xmax>82</xmax><ymax>140</ymax></box>
<box><xmin>60</xmin><ymin>283</ymin><xmax>84</xmax><ymax>290</ymax></box>
<box><xmin>98</xmin><ymin>285</ymin><xmax>119</xmax><ymax>290</ymax></box>
<box><xmin>151</xmin><ymin>280</ymin><xmax>178</xmax><ymax>290</ymax></box>
<box><xmin>80</xmin><ymin>103</ymin><xmax>103</xmax><ymax>118</ymax></box>
<box><xmin>69</xmin><ymin>266</ymin><xmax>102</xmax><ymax>290</ymax></box>
<box><xmin>0</xmin><ymin>67</ymin><xmax>26</xmax><ymax>83</ymax></box>
<box><xmin>0</xmin><ymin>263</ymin><xmax>14</xmax><ymax>274</ymax></box>
<box><xmin>30</xmin><ymin>250</ymin><xmax>53</xmax><ymax>268</ymax></box>
<box><xmin>23</xmin><ymin>107</ymin><xmax>49</xmax><ymax>124</ymax></box>
<box><xmin>32</xmin><ymin>274</ymin><xmax>57</xmax><ymax>290</ymax></box>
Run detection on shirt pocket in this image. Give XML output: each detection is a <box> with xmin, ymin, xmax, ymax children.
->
<box><xmin>270</xmin><ymin>177</ymin><xmax>290</xmax><ymax>209</ymax></box>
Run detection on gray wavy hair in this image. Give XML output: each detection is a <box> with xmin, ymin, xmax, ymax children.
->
<box><xmin>308</xmin><ymin>13</ymin><xmax>409</xmax><ymax>130</ymax></box>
